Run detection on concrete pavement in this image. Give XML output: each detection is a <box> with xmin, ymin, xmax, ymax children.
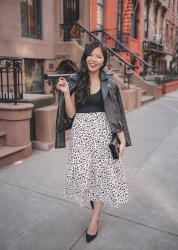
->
<box><xmin>0</xmin><ymin>90</ymin><xmax>178</xmax><ymax>250</ymax></box>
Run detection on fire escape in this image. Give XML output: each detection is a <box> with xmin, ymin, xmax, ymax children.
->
<box><xmin>121</xmin><ymin>0</ymin><xmax>134</xmax><ymax>46</ymax></box>
<box><xmin>143</xmin><ymin>0</ymin><xmax>168</xmax><ymax>75</ymax></box>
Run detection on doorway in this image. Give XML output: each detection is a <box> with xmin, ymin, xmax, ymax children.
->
<box><xmin>24</xmin><ymin>59</ymin><xmax>44</xmax><ymax>94</ymax></box>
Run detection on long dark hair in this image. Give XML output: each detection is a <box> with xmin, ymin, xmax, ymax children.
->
<box><xmin>75</xmin><ymin>41</ymin><xmax>107</xmax><ymax>105</ymax></box>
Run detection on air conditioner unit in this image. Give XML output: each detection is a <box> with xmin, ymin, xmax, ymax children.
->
<box><xmin>152</xmin><ymin>34</ymin><xmax>161</xmax><ymax>44</ymax></box>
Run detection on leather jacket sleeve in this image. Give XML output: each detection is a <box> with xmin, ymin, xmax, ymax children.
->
<box><xmin>107</xmin><ymin>75</ymin><xmax>132</xmax><ymax>146</ymax></box>
<box><xmin>55</xmin><ymin>76</ymin><xmax>77</xmax><ymax>148</ymax></box>
<box><xmin>116</xmin><ymin>86</ymin><xmax>132</xmax><ymax>146</ymax></box>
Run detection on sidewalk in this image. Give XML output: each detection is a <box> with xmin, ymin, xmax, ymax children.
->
<box><xmin>0</xmin><ymin>91</ymin><xmax>178</xmax><ymax>250</ymax></box>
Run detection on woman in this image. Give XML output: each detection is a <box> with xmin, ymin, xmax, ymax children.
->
<box><xmin>56</xmin><ymin>41</ymin><xmax>131</xmax><ymax>243</ymax></box>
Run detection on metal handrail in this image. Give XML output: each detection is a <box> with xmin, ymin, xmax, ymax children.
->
<box><xmin>60</xmin><ymin>22</ymin><xmax>135</xmax><ymax>69</ymax></box>
<box><xmin>76</xmin><ymin>23</ymin><xmax>135</xmax><ymax>69</ymax></box>
<box><xmin>92</xmin><ymin>30</ymin><xmax>154</xmax><ymax>70</ymax></box>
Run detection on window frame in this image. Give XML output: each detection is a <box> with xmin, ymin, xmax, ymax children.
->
<box><xmin>20</xmin><ymin>0</ymin><xmax>42</xmax><ymax>40</ymax></box>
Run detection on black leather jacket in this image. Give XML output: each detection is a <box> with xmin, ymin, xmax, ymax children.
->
<box><xmin>55</xmin><ymin>70</ymin><xmax>132</xmax><ymax>148</ymax></box>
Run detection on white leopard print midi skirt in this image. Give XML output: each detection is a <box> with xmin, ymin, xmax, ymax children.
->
<box><xmin>64</xmin><ymin>112</ymin><xmax>128</xmax><ymax>208</ymax></box>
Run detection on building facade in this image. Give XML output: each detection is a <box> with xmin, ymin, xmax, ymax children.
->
<box><xmin>143</xmin><ymin>0</ymin><xmax>178</xmax><ymax>73</ymax></box>
<box><xmin>90</xmin><ymin>0</ymin><xmax>144</xmax><ymax>73</ymax></box>
<box><xmin>1</xmin><ymin>0</ymin><xmax>178</xmax><ymax>95</ymax></box>
<box><xmin>0</xmin><ymin>0</ymin><xmax>89</xmax><ymax>94</ymax></box>
<box><xmin>90</xmin><ymin>0</ymin><xmax>178</xmax><ymax>75</ymax></box>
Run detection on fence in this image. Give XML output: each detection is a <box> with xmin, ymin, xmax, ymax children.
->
<box><xmin>0</xmin><ymin>57</ymin><xmax>23</xmax><ymax>104</ymax></box>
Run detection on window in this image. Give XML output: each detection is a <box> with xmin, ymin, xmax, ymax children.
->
<box><xmin>63</xmin><ymin>0</ymin><xmax>79</xmax><ymax>24</ymax></box>
<box><xmin>97</xmin><ymin>0</ymin><xmax>104</xmax><ymax>40</ymax></box>
<box><xmin>166</xmin><ymin>23</ymin><xmax>169</xmax><ymax>38</ymax></box>
<box><xmin>168</xmin><ymin>0</ymin><xmax>171</xmax><ymax>8</ymax></box>
<box><xmin>173</xmin><ymin>0</ymin><xmax>175</xmax><ymax>11</ymax></box>
<box><xmin>171</xmin><ymin>27</ymin><xmax>174</xmax><ymax>49</ymax></box>
<box><xmin>20</xmin><ymin>0</ymin><xmax>42</xmax><ymax>39</ymax></box>
<box><xmin>144</xmin><ymin>0</ymin><xmax>149</xmax><ymax>38</ymax></box>
<box><xmin>24</xmin><ymin>59</ymin><xmax>44</xmax><ymax>93</ymax></box>
<box><xmin>131</xmin><ymin>0</ymin><xmax>139</xmax><ymax>39</ymax></box>
<box><xmin>154</xmin><ymin>6</ymin><xmax>158</xmax><ymax>34</ymax></box>
<box><xmin>117</xmin><ymin>0</ymin><xmax>123</xmax><ymax>40</ymax></box>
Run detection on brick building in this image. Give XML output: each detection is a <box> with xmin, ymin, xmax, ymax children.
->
<box><xmin>90</xmin><ymin>0</ymin><xmax>144</xmax><ymax>74</ymax></box>
<box><xmin>90</xmin><ymin>0</ymin><xmax>178</xmax><ymax>75</ymax></box>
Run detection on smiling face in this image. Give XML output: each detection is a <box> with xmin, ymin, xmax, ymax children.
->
<box><xmin>86</xmin><ymin>47</ymin><xmax>105</xmax><ymax>73</ymax></box>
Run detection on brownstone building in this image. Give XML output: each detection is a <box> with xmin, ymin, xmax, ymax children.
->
<box><xmin>1</xmin><ymin>0</ymin><xmax>178</xmax><ymax>94</ymax></box>
<box><xmin>0</xmin><ymin>0</ymin><xmax>90</xmax><ymax>94</ymax></box>
<box><xmin>143</xmin><ymin>0</ymin><xmax>178</xmax><ymax>74</ymax></box>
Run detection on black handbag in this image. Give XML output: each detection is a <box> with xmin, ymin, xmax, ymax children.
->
<box><xmin>109</xmin><ymin>133</ymin><xmax>120</xmax><ymax>159</ymax></box>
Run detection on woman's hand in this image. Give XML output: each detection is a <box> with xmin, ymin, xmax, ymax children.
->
<box><xmin>116</xmin><ymin>131</ymin><xmax>126</xmax><ymax>158</ymax></box>
<box><xmin>56</xmin><ymin>77</ymin><xmax>70</xmax><ymax>94</ymax></box>
<box><xmin>118</xmin><ymin>142</ymin><xmax>126</xmax><ymax>158</ymax></box>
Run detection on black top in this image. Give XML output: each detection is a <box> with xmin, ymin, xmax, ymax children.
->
<box><xmin>76</xmin><ymin>88</ymin><xmax>105</xmax><ymax>113</ymax></box>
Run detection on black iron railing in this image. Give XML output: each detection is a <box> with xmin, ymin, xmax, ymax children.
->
<box><xmin>60</xmin><ymin>22</ymin><xmax>135</xmax><ymax>87</ymax></box>
<box><xmin>0</xmin><ymin>57</ymin><xmax>23</xmax><ymax>104</ymax></box>
<box><xmin>92</xmin><ymin>28</ymin><xmax>130</xmax><ymax>46</ymax></box>
<box><xmin>143</xmin><ymin>41</ymin><xmax>164</xmax><ymax>52</ymax></box>
<box><xmin>154</xmin><ymin>73</ymin><xmax>178</xmax><ymax>84</ymax></box>
<box><xmin>91</xmin><ymin>30</ymin><xmax>155</xmax><ymax>78</ymax></box>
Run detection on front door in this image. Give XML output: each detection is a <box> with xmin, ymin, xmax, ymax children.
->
<box><xmin>63</xmin><ymin>0</ymin><xmax>79</xmax><ymax>24</ymax></box>
<box><xmin>63</xmin><ymin>0</ymin><xmax>80</xmax><ymax>41</ymax></box>
<box><xmin>24</xmin><ymin>59</ymin><xmax>44</xmax><ymax>94</ymax></box>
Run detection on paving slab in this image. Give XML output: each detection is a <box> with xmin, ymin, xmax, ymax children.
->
<box><xmin>0</xmin><ymin>182</ymin><xmax>90</xmax><ymax>250</ymax></box>
<box><xmin>124</xmin><ymin>94</ymin><xmax>178</xmax><ymax>179</ymax></box>
<box><xmin>71</xmin><ymin>213</ymin><xmax>178</xmax><ymax>250</ymax></box>
<box><xmin>105</xmin><ymin>126</ymin><xmax>178</xmax><ymax>236</ymax></box>
<box><xmin>0</xmin><ymin>148</ymin><xmax>68</xmax><ymax>200</ymax></box>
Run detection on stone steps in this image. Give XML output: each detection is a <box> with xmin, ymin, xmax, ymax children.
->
<box><xmin>132</xmin><ymin>85</ymin><xmax>154</xmax><ymax>105</ymax></box>
<box><xmin>141</xmin><ymin>95</ymin><xmax>155</xmax><ymax>105</ymax></box>
<box><xmin>0</xmin><ymin>102</ymin><xmax>33</xmax><ymax>168</ymax></box>
<box><xmin>141</xmin><ymin>89</ymin><xmax>146</xmax><ymax>95</ymax></box>
<box><xmin>0</xmin><ymin>143</ymin><xmax>32</xmax><ymax>168</ymax></box>
<box><xmin>107</xmin><ymin>66</ymin><xmax>155</xmax><ymax>106</ymax></box>
<box><xmin>0</xmin><ymin>130</ymin><xmax>6</xmax><ymax>145</ymax></box>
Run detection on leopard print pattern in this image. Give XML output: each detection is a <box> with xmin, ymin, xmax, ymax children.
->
<box><xmin>64</xmin><ymin>112</ymin><xmax>128</xmax><ymax>208</ymax></box>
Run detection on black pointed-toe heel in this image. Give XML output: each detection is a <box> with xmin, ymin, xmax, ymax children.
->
<box><xmin>86</xmin><ymin>231</ymin><xmax>97</xmax><ymax>243</ymax></box>
<box><xmin>90</xmin><ymin>200</ymin><xmax>94</xmax><ymax>209</ymax></box>
<box><xmin>86</xmin><ymin>220</ymin><xmax>99</xmax><ymax>243</ymax></box>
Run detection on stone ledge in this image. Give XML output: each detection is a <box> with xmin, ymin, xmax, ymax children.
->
<box><xmin>0</xmin><ymin>103</ymin><xmax>33</xmax><ymax>110</ymax></box>
<box><xmin>32</xmin><ymin>140</ymin><xmax>54</xmax><ymax>151</ymax></box>
<box><xmin>0</xmin><ymin>103</ymin><xmax>33</xmax><ymax>120</ymax></box>
<box><xmin>0</xmin><ymin>143</ymin><xmax>32</xmax><ymax>168</ymax></box>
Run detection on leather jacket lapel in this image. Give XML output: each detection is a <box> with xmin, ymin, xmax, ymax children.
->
<box><xmin>100</xmin><ymin>70</ymin><xmax>109</xmax><ymax>100</ymax></box>
<box><xmin>101</xmin><ymin>80</ymin><xmax>109</xmax><ymax>100</ymax></box>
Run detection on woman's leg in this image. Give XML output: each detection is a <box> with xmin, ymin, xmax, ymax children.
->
<box><xmin>87</xmin><ymin>201</ymin><xmax>103</xmax><ymax>235</ymax></box>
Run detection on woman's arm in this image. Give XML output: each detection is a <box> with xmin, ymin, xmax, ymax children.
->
<box><xmin>117</xmin><ymin>131</ymin><xmax>126</xmax><ymax>158</ymax></box>
<box><xmin>56</xmin><ymin>77</ymin><xmax>76</xmax><ymax>118</ymax></box>
<box><xmin>64</xmin><ymin>91</ymin><xmax>76</xmax><ymax>118</ymax></box>
<box><xmin>117</xmin><ymin>131</ymin><xmax>126</xmax><ymax>145</ymax></box>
